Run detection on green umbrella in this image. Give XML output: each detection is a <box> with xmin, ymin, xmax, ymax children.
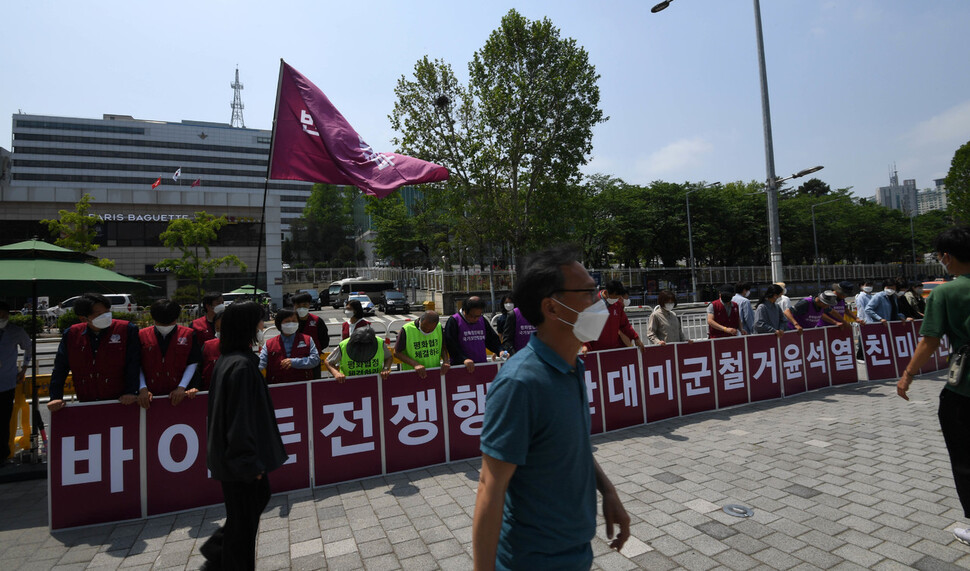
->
<box><xmin>0</xmin><ymin>239</ymin><xmax>156</xmax><ymax>461</ymax></box>
<box><xmin>228</xmin><ymin>284</ymin><xmax>267</xmax><ymax>295</ymax></box>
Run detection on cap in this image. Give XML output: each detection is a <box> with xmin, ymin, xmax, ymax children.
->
<box><xmin>834</xmin><ymin>281</ymin><xmax>856</xmax><ymax>295</ymax></box>
<box><xmin>346</xmin><ymin>326</ymin><xmax>378</xmax><ymax>362</ymax></box>
<box><xmin>818</xmin><ymin>291</ymin><xmax>838</xmax><ymax>306</ymax></box>
<box><xmin>719</xmin><ymin>284</ymin><xmax>735</xmax><ymax>294</ymax></box>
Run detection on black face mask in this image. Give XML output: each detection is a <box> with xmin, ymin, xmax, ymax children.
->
<box><xmin>720</xmin><ymin>294</ymin><xmax>732</xmax><ymax>304</ymax></box>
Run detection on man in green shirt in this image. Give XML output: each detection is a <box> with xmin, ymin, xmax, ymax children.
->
<box><xmin>393</xmin><ymin>311</ymin><xmax>450</xmax><ymax>378</ymax></box>
<box><xmin>897</xmin><ymin>226</ymin><xmax>970</xmax><ymax>545</ymax></box>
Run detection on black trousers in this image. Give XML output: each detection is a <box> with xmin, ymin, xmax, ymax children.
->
<box><xmin>938</xmin><ymin>388</ymin><xmax>970</xmax><ymax>518</ymax></box>
<box><xmin>200</xmin><ymin>476</ymin><xmax>271</xmax><ymax>570</ymax></box>
<box><xmin>0</xmin><ymin>388</ymin><xmax>15</xmax><ymax>461</ymax></box>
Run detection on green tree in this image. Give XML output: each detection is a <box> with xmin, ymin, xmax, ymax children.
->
<box><xmin>946</xmin><ymin>140</ymin><xmax>970</xmax><ymax>223</ymax></box>
<box><xmin>155</xmin><ymin>212</ymin><xmax>247</xmax><ymax>293</ymax></box>
<box><xmin>41</xmin><ymin>193</ymin><xmax>115</xmax><ymax>269</ymax></box>
<box><xmin>794</xmin><ymin>178</ymin><xmax>832</xmax><ymax>198</ymax></box>
<box><xmin>389</xmin><ymin>9</ymin><xmax>605</xmax><ymax>257</ymax></box>
<box><xmin>291</xmin><ymin>184</ymin><xmax>355</xmax><ymax>263</ymax></box>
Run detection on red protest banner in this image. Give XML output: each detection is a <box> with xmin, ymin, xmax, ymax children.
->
<box><xmin>713</xmin><ymin>336</ymin><xmax>748</xmax><ymax>409</ymax></box>
<box><xmin>311</xmin><ymin>377</ymin><xmax>383</xmax><ymax>486</ymax></box>
<box><xmin>890</xmin><ymin>321</ymin><xmax>917</xmax><ymax>378</ymax></box>
<box><xmin>779</xmin><ymin>332</ymin><xmax>807</xmax><ymax>396</ymax></box>
<box><xmin>860</xmin><ymin>323</ymin><xmax>897</xmax><ymax>381</ymax></box>
<box><xmin>444</xmin><ymin>365</ymin><xmax>495</xmax><ymax>461</ymax></box>
<box><xmin>598</xmin><ymin>347</ymin><xmax>645</xmax><ymax>431</ymax></box>
<box><xmin>677</xmin><ymin>340</ymin><xmax>716</xmax><ymax>415</ymax></box>
<box><xmin>582</xmin><ymin>352</ymin><xmax>605</xmax><ymax>434</ymax></box>
<box><xmin>826</xmin><ymin>326</ymin><xmax>859</xmax><ymax>385</ymax></box>
<box><xmin>802</xmin><ymin>327</ymin><xmax>831</xmax><ymax>391</ymax></box>
<box><xmin>641</xmin><ymin>343</ymin><xmax>679</xmax><ymax>423</ymax></box>
<box><xmin>268</xmin><ymin>383</ymin><xmax>313</xmax><ymax>493</ymax></box>
<box><xmin>746</xmin><ymin>334</ymin><xmax>781</xmax><ymax>402</ymax></box>
<box><xmin>382</xmin><ymin>370</ymin><xmax>447</xmax><ymax>474</ymax></box>
<box><xmin>49</xmin><ymin>402</ymin><xmax>141</xmax><ymax>530</ymax></box>
<box><xmin>144</xmin><ymin>395</ymin><xmax>222</xmax><ymax>516</ymax></box>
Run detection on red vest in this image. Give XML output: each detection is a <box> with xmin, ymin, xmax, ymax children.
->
<box><xmin>299</xmin><ymin>313</ymin><xmax>328</xmax><ymax>349</ymax></box>
<box><xmin>341</xmin><ymin>319</ymin><xmax>371</xmax><ymax>340</ymax></box>
<box><xmin>201</xmin><ymin>338</ymin><xmax>221</xmax><ymax>390</ymax></box>
<box><xmin>265</xmin><ymin>333</ymin><xmax>315</xmax><ymax>384</ymax></box>
<box><xmin>139</xmin><ymin>325</ymin><xmax>194</xmax><ymax>394</ymax></box>
<box><xmin>66</xmin><ymin>320</ymin><xmax>130</xmax><ymax>402</ymax></box>
<box><xmin>191</xmin><ymin>316</ymin><xmax>217</xmax><ymax>343</ymax></box>
<box><xmin>708</xmin><ymin>299</ymin><xmax>740</xmax><ymax>339</ymax></box>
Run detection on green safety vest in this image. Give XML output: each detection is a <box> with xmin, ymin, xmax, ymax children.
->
<box><xmin>400</xmin><ymin>321</ymin><xmax>443</xmax><ymax>370</ymax></box>
<box><xmin>338</xmin><ymin>337</ymin><xmax>385</xmax><ymax>377</ymax></box>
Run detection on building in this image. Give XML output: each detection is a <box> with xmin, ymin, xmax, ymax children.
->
<box><xmin>917</xmin><ymin>178</ymin><xmax>948</xmax><ymax>214</ymax></box>
<box><xmin>875</xmin><ymin>167</ymin><xmax>918</xmax><ymax>215</ymax></box>
<box><xmin>1</xmin><ymin>112</ymin><xmax>315</xmax><ymax>303</ymax></box>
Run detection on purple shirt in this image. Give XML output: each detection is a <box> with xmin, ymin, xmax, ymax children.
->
<box><xmin>454</xmin><ymin>312</ymin><xmax>487</xmax><ymax>363</ymax></box>
<box><xmin>512</xmin><ymin>308</ymin><xmax>537</xmax><ymax>352</ymax></box>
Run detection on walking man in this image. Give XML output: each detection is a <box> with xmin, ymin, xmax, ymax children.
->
<box><xmin>473</xmin><ymin>245</ymin><xmax>629</xmax><ymax>569</ymax></box>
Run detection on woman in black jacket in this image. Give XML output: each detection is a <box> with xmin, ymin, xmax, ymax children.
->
<box><xmin>201</xmin><ymin>301</ymin><xmax>287</xmax><ymax>570</ymax></box>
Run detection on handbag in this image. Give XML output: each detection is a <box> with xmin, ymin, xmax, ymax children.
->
<box><xmin>947</xmin><ymin>343</ymin><xmax>969</xmax><ymax>387</ymax></box>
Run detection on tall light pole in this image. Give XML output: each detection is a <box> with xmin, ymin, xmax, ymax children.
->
<box><xmin>686</xmin><ymin>181</ymin><xmax>720</xmax><ymax>302</ymax></box>
<box><xmin>811</xmin><ymin>196</ymin><xmax>847</xmax><ymax>291</ymax></box>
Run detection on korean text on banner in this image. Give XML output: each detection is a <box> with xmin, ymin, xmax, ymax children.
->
<box><xmin>445</xmin><ymin>364</ymin><xmax>497</xmax><ymax>461</ymax></box>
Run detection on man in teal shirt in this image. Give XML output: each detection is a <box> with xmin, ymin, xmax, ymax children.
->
<box><xmin>897</xmin><ymin>226</ymin><xmax>970</xmax><ymax>546</ymax></box>
<box><xmin>474</xmin><ymin>245</ymin><xmax>629</xmax><ymax>570</ymax></box>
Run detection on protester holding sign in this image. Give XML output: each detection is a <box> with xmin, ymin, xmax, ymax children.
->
<box><xmin>326</xmin><ymin>326</ymin><xmax>392</xmax><ymax>381</ymax></box>
<box><xmin>259</xmin><ymin>308</ymin><xmax>319</xmax><ymax>384</ymax></box>
<box><xmin>191</xmin><ymin>292</ymin><xmax>224</xmax><ymax>344</ymax></box>
<box><xmin>896</xmin><ymin>226</ymin><xmax>970</xmax><ymax>546</ymax></box>
<box><xmin>394</xmin><ymin>311</ymin><xmax>449</xmax><ymax>378</ymax></box>
<box><xmin>445</xmin><ymin>297</ymin><xmax>506</xmax><ymax>372</ymax></box>
<box><xmin>474</xmin><ymin>245</ymin><xmax>630</xmax><ymax>569</ymax></box>
<box><xmin>137</xmin><ymin>299</ymin><xmax>201</xmax><ymax>409</ymax></box>
<box><xmin>202</xmin><ymin>301</ymin><xmax>286</xmax><ymax>570</ymax></box>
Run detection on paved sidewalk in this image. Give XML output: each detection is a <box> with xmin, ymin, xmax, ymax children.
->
<box><xmin>3</xmin><ymin>371</ymin><xmax>970</xmax><ymax>570</ymax></box>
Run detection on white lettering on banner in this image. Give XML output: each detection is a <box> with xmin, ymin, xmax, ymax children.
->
<box><xmin>583</xmin><ymin>371</ymin><xmax>598</xmax><ymax>415</ymax></box>
<box><xmin>718</xmin><ymin>351</ymin><xmax>745</xmax><ymax>391</ymax></box>
<box><xmin>646</xmin><ymin>361</ymin><xmax>675</xmax><ymax>401</ymax></box>
<box><xmin>275</xmin><ymin>407</ymin><xmax>301</xmax><ymax>466</ymax></box>
<box><xmin>830</xmin><ymin>338</ymin><xmax>854</xmax><ymax>371</ymax></box>
<box><xmin>300</xmin><ymin>110</ymin><xmax>320</xmax><ymax>137</ymax></box>
<box><xmin>806</xmin><ymin>340</ymin><xmax>827</xmax><ymax>373</ymax></box>
<box><xmin>606</xmin><ymin>365</ymin><xmax>638</xmax><ymax>407</ymax></box>
<box><xmin>62</xmin><ymin>434</ymin><xmax>102</xmax><ymax>486</ymax></box>
<box><xmin>389</xmin><ymin>389</ymin><xmax>438</xmax><ymax>446</ymax></box>
<box><xmin>157</xmin><ymin>424</ymin><xmax>198</xmax><ymax>473</ymax></box>
<box><xmin>782</xmin><ymin>344</ymin><xmax>803</xmax><ymax>379</ymax></box>
<box><xmin>682</xmin><ymin>357</ymin><xmax>712</xmax><ymax>396</ymax></box>
<box><xmin>359</xmin><ymin>136</ymin><xmax>395</xmax><ymax>171</ymax></box>
<box><xmin>753</xmin><ymin>349</ymin><xmax>778</xmax><ymax>383</ymax></box>
<box><xmin>895</xmin><ymin>333</ymin><xmax>915</xmax><ymax>359</ymax></box>
<box><xmin>452</xmin><ymin>383</ymin><xmax>490</xmax><ymax>436</ymax></box>
<box><xmin>321</xmin><ymin>398</ymin><xmax>375</xmax><ymax>456</ymax></box>
<box><xmin>865</xmin><ymin>334</ymin><xmax>892</xmax><ymax>366</ymax></box>
<box><xmin>109</xmin><ymin>427</ymin><xmax>133</xmax><ymax>493</ymax></box>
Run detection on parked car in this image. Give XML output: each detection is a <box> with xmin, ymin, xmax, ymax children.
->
<box><xmin>922</xmin><ymin>280</ymin><xmax>947</xmax><ymax>298</ymax></box>
<box><xmin>48</xmin><ymin>293</ymin><xmax>137</xmax><ymax>318</ymax></box>
<box><xmin>348</xmin><ymin>293</ymin><xmax>376</xmax><ymax>316</ymax></box>
<box><xmin>378</xmin><ymin>290</ymin><xmax>411</xmax><ymax>314</ymax></box>
<box><xmin>296</xmin><ymin>288</ymin><xmax>322</xmax><ymax>310</ymax></box>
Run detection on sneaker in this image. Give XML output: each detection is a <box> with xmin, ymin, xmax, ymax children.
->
<box><xmin>954</xmin><ymin>527</ymin><xmax>970</xmax><ymax>546</ymax></box>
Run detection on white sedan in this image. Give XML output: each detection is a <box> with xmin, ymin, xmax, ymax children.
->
<box><xmin>348</xmin><ymin>293</ymin><xmax>376</xmax><ymax>316</ymax></box>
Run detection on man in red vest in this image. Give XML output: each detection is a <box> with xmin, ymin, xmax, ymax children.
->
<box><xmin>707</xmin><ymin>284</ymin><xmax>743</xmax><ymax>338</ymax></box>
<box><xmin>191</xmin><ymin>292</ymin><xmax>224</xmax><ymax>344</ymax></box>
<box><xmin>584</xmin><ymin>281</ymin><xmax>647</xmax><ymax>352</ymax></box>
<box><xmin>199</xmin><ymin>312</ymin><xmax>223</xmax><ymax>391</ymax></box>
<box><xmin>48</xmin><ymin>293</ymin><xmax>141</xmax><ymax>411</ymax></box>
<box><xmin>291</xmin><ymin>291</ymin><xmax>329</xmax><ymax>359</ymax></box>
<box><xmin>138</xmin><ymin>299</ymin><xmax>202</xmax><ymax>408</ymax></box>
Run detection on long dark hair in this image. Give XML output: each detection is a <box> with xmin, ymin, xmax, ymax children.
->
<box><xmin>219</xmin><ymin>301</ymin><xmax>264</xmax><ymax>354</ymax></box>
<box><xmin>757</xmin><ymin>284</ymin><xmax>783</xmax><ymax>307</ymax></box>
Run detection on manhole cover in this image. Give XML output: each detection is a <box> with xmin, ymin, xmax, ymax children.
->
<box><xmin>723</xmin><ymin>504</ymin><xmax>754</xmax><ymax>518</ymax></box>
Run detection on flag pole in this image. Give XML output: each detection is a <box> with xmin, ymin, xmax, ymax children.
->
<box><xmin>252</xmin><ymin>59</ymin><xmax>285</xmax><ymax>300</ymax></box>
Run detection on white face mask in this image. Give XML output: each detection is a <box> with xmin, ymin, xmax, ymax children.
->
<box><xmin>862</xmin><ymin>286</ymin><xmax>872</xmax><ymax>293</ymax></box>
<box><xmin>215</xmin><ymin>332</ymin><xmax>221</xmax><ymax>339</ymax></box>
<box><xmin>90</xmin><ymin>311</ymin><xmax>113</xmax><ymax>330</ymax></box>
<box><xmin>623</xmin><ymin>298</ymin><xmax>631</xmax><ymax>307</ymax></box>
<box><xmin>255</xmin><ymin>329</ymin><xmax>265</xmax><ymax>344</ymax></box>
<box><xmin>281</xmin><ymin>322</ymin><xmax>299</xmax><ymax>335</ymax></box>
<box><xmin>554</xmin><ymin>298</ymin><xmax>609</xmax><ymax>343</ymax></box>
<box><xmin>212</xmin><ymin>303</ymin><xmax>226</xmax><ymax>315</ymax></box>
<box><xmin>296</xmin><ymin>307</ymin><xmax>310</xmax><ymax>318</ymax></box>
<box><xmin>884</xmin><ymin>288</ymin><xmax>895</xmax><ymax>295</ymax></box>
<box><xmin>155</xmin><ymin>324</ymin><xmax>176</xmax><ymax>337</ymax></box>
<box><xmin>896</xmin><ymin>291</ymin><xmax>905</xmax><ymax>297</ymax></box>
<box><xmin>504</xmin><ymin>302</ymin><xmax>514</xmax><ymax>312</ymax></box>
<box><xmin>344</xmin><ymin>310</ymin><xmax>354</xmax><ymax>318</ymax></box>
<box><xmin>664</xmin><ymin>303</ymin><xmax>675</xmax><ymax>312</ymax></box>
<box><xmin>605</xmin><ymin>297</ymin><xmax>618</xmax><ymax>305</ymax></box>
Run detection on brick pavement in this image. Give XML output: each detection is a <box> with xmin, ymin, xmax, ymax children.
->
<box><xmin>3</xmin><ymin>370</ymin><xmax>970</xmax><ymax>570</ymax></box>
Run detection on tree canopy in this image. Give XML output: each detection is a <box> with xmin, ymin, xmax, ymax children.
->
<box><xmin>946</xmin><ymin>140</ymin><xmax>970</xmax><ymax>223</ymax></box>
<box><xmin>155</xmin><ymin>212</ymin><xmax>247</xmax><ymax>292</ymax></box>
<box><xmin>41</xmin><ymin>193</ymin><xmax>115</xmax><ymax>269</ymax></box>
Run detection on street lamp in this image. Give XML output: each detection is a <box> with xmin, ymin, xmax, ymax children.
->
<box><xmin>686</xmin><ymin>181</ymin><xmax>720</xmax><ymax>302</ymax></box>
<box><xmin>811</xmin><ymin>196</ymin><xmax>847</xmax><ymax>291</ymax></box>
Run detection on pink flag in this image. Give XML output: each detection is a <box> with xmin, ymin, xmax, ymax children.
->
<box><xmin>191</xmin><ymin>178</ymin><xmax>201</xmax><ymax>188</ymax></box>
<box><xmin>269</xmin><ymin>61</ymin><xmax>449</xmax><ymax>198</ymax></box>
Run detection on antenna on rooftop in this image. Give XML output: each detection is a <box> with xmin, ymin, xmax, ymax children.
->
<box><xmin>230</xmin><ymin>67</ymin><xmax>245</xmax><ymax>128</ymax></box>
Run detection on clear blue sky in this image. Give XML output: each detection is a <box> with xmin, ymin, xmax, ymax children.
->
<box><xmin>3</xmin><ymin>1</ymin><xmax>968</xmax><ymax>198</ymax></box>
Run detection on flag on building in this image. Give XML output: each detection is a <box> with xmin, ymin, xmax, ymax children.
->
<box><xmin>268</xmin><ymin>61</ymin><xmax>449</xmax><ymax>198</ymax></box>
<box><xmin>172</xmin><ymin>168</ymin><xmax>181</xmax><ymax>181</ymax></box>
<box><xmin>151</xmin><ymin>177</ymin><xmax>161</xmax><ymax>189</ymax></box>
<box><xmin>191</xmin><ymin>178</ymin><xmax>201</xmax><ymax>188</ymax></box>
